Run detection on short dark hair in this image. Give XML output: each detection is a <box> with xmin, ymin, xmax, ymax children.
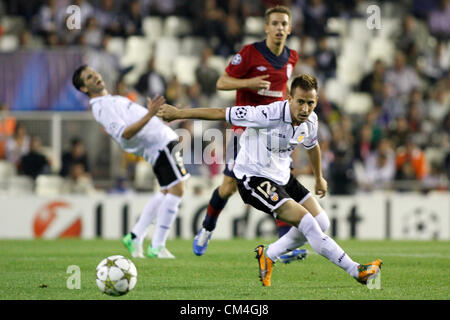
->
<box><xmin>265</xmin><ymin>5</ymin><xmax>291</xmax><ymax>23</ymax></box>
<box><xmin>72</xmin><ymin>65</ymin><xmax>88</xmax><ymax>92</ymax></box>
<box><xmin>290</xmin><ymin>74</ymin><xmax>318</xmax><ymax>93</ymax></box>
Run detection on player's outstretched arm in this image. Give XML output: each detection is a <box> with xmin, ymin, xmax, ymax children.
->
<box><xmin>122</xmin><ymin>95</ymin><xmax>166</xmax><ymax>139</ymax></box>
<box><xmin>157</xmin><ymin>104</ymin><xmax>226</xmax><ymax>122</ymax></box>
<box><xmin>306</xmin><ymin>144</ymin><xmax>328</xmax><ymax>198</ymax></box>
<box><xmin>216</xmin><ymin>74</ymin><xmax>271</xmax><ymax>91</ymax></box>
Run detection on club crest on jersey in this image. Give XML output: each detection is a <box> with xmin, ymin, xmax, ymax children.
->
<box><xmin>298</xmin><ymin>135</ymin><xmax>304</xmax><ymax>142</ymax></box>
<box><xmin>257</xmin><ymin>66</ymin><xmax>267</xmax><ymax>72</ymax></box>
<box><xmin>286</xmin><ymin>63</ymin><xmax>293</xmax><ymax>79</ymax></box>
<box><xmin>270</xmin><ymin>192</ymin><xmax>279</xmax><ymax>202</ymax></box>
<box><xmin>231</xmin><ymin>53</ymin><xmax>242</xmax><ymax>65</ymax></box>
<box><xmin>235</xmin><ymin>107</ymin><xmax>247</xmax><ymax>119</ymax></box>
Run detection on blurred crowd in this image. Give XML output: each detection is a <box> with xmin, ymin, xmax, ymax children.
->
<box><xmin>0</xmin><ymin>0</ymin><xmax>449</xmax><ymax>194</ymax></box>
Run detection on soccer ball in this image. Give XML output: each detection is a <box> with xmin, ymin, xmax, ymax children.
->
<box><xmin>96</xmin><ymin>255</ymin><xmax>137</xmax><ymax>296</ymax></box>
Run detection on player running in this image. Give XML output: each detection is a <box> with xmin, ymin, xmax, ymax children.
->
<box><xmin>157</xmin><ymin>74</ymin><xmax>382</xmax><ymax>286</ymax></box>
<box><xmin>194</xmin><ymin>5</ymin><xmax>304</xmax><ymax>262</ymax></box>
<box><xmin>72</xmin><ymin>65</ymin><xmax>189</xmax><ymax>259</ymax></box>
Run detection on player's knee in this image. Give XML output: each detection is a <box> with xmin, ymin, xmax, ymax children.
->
<box><xmin>315</xmin><ymin>211</ymin><xmax>330</xmax><ymax>233</ymax></box>
<box><xmin>218</xmin><ymin>178</ymin><xmax>237</xmax><ymax>198</ymax></box>
<box><xmin>168</xmin><ymin>181</ymin><xmax>184</xmax><ymax>197</ymax></box>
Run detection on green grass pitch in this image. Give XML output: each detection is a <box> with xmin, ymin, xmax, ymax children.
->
<box><xmin>0</xmin><ymin>239</ymin><xmax>449</xmax><ymax>300</ymax></box>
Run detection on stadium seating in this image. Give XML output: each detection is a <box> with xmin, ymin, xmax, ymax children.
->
<box><xmin>367</xmin><ymin>37</ymin><xmax>395</xmax><ymax>66</ymax></box>
<box><xmin>179</xmin><ymin>36</ymin><xmax>208</xmax><ymax>56</ymax></box>
<box><xmin>244</xmin><ymin>17</ymin><xmax>265</xmax><ymax>36</ymax></box>
<box><xmin>163</xmin><ymin>16</ymin><xmax>193</xmax><ymax>37</ymax></box>
<box><xmin>106</xmin><ymin>37</ymin><xmax>126</xmax><ymax>58</ymax></box>
<box><xmin>348</xmin><ymin>18</ymin><xmax>376</xmax><ymax>44</ymax></box>
<box><xmin>120</xmin><ymin>36</ymin><xmax>153</xmax><ymax>84</ymax></box>
<box><xmin>142</xmin><ymin>16</ymin><xmax>163</xmax><ymax>41</ymax></box>
<box><xmin>324</xmin><ymin>78</ymin><xmax>349</xmax><ymax>107</ymax></box>
<box><xmin>342</xmin><ymin>92</ymin><xmax>373</xmax><ymax>115</ymax></box>
<box><xmin>0</xmin><ymin>34</ymin><xmax>19</xmax><ymax>52</ymax></box>
<box><xmin>7</xmin><ymin>175</ymin><xmax>34</xmax><ymax>195</ymax></box>
<box><xmin>35</xmin><ymin>174</ymin><xmax>64</xmax><ymax>196</ymax></box>
<box><xmin>174</xmin><ymin>55</ymin><xmax>200</xmax><ymax>85</ymax></box>
<box><xmin>0</xmin><ymin>161</ymin><xmax>16</xmax><ymax>191</ymax></box>
<box><xmin>154</xmin><ymin>37</ymin><xmax>180</xmax><ymax>80</ymax></box>
<box><xmin>337</xmin><ymin>54</ymin><xmax>365</xmax><ymax>87</ymax></box>
<box><xmin>326</xmin><ymin>17</ymin><xmax>348</xmax><ymax>37</ymax></box>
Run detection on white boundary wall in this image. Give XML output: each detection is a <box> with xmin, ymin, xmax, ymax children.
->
<box><xmin>0</xmin><ymin>191</ymin><xmax>448</xmax><ymax>240</ymax></box>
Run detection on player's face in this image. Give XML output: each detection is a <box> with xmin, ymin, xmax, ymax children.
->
<box><xmin>265</xmin><ymin>13</ymin><xmax>291</xmax><ymax>45</ymax></box>
<box><xmin>289</xmin><ymin>87</ymin><xmax>318</xmax><ymax>125</ymax></box>
<box><xmin>80</xmin><ymin>67</ymin><xmax>105</xmax><ymax>95</ymax></box>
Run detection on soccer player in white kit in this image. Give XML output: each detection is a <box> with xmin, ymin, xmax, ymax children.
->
<box><xmin>72</xmin><ymin>66</ymin><xmax>189</xmax><ymax>259</ymax></box>
<box><xmin>157</xmin><ymin>74</ymin><xmax>382</xmax><ymax>286</ymax></box>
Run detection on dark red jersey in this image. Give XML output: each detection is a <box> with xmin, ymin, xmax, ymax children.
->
<box><xmin>225</xmin><ymin>40</ymin><xmax>298</xmax><ymax>130</ymax></box>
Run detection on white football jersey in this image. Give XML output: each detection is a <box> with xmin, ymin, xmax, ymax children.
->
<box><xmin>90</xmin><ymin>95</ymin><xmax>178</xmax><ymax>164</ymax></box>
<box><xmin>225</xmin><ymin>100</ymin><xmax>318</xmax><ymax>185</ymax></box>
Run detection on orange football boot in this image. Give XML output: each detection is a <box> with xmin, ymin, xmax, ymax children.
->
<box><xmin>356</xmin><ymin>259</ymin><xmax>383</xmax><ymax>284</ymax></box>
<box><xmin>254</xmin><ymin>245</ymin><xmax>274</xmax><ymax>287</ymax></box>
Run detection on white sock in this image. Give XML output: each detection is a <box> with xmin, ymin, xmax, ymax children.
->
<box><xmin>315</xmin><ymin>211</ymin><xmax>330</xmax><ymax>232</ymax></box>
<box><xmin>132</xmin><ymin>191</ymin><xmax>165</xmax><ymax>244</ymax></box>
<box><xmin>151</xmin><ymin>193</ymin><xmax>182</xmax><ymax>249</ymax></box>
<box><xmin>267</xmin><ymin>227</ymin><xmax>306</xmax><ymax>261</ymax></box>
<box><xmin>266</xmin><ymin>211</ymin><xmax>330</xmax><ymax>261</ymax></box>
<box><xmin>298</xmin><ymin>213</ymin><xmax>359</xmax><ymax>278</ymax></box>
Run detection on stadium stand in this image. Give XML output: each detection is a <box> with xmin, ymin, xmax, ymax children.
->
<box><xmin>0</xmin><ymin>0</ymin><xmax>448</xmax><ymax>195</ymax></box>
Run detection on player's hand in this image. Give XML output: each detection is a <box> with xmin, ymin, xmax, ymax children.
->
<box><xmin>315</xmin><ymin>177</ymin><xmax>328</xmax><ymax>198</ymax></box>
<box><xmin>147</xmin><ymin>95</ymin><xmax>166</xmax><ymax>117</ymax></box>
<box><xmin>157</xmin><ymin>104</ymin><xmax>179</xmax><ymax>122</ymax></box>
<box><xmin>247</xmin><ymin>75</ymin><xmax>271</xmax><ymax>91</ymax></box>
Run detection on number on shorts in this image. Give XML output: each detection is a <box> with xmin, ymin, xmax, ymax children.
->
<box><xmin>257</xmin><ymin>181</ymin><xmax>276</xmax><ymax>199</ymax></box>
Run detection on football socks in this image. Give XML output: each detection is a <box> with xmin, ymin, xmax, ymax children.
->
<box><xmin>152</xmin><ymin>193</ymin><xmax>182</xmax><ymax>249</ymax></box>
<box><xmin>298</xmin><ymin>213</ymin><xmax>359</xmax><ymax>278</ymax></box>
<box><xmin>203</xmin><ymin>187</ymin><xmax>228</xmax><ymax>232</ymax></box>
<box><xmin>131</xmin><ymin>191</ymin><xmax>165</xmax><ymax>244</ymax></box>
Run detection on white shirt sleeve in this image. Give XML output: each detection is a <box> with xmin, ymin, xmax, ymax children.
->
<box><xmin>225</xmin><ymin>102</ymin><xmax>282</xmax><ymax>128</ymax></box>
<box><xmin>97</xmin><ymin>102</ymin><xmax>127</xmax><ymax>140</ymax></box>
<box><xmin>302</xmin><ymin>113</ymin><xmax>319</xmax><ymax>150</ymax></box>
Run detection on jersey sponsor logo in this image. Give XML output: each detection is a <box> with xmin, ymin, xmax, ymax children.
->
<box><xmin>256</xmin><ymin>66</ymin><xmax>267</xmax><ymax>72</ymax></box>
<box><xmin>235</xmin><ymin>107</ymin><xmax>247</xmax><ymax>119</ymax></box>
<box><xmin>297</xmin><ymin>135</ymin><xmax>304</xmax><ymax>143</ymax></box>
<box><xmin>286</xmin><ymin>63</ymin><xmax>293</xmax><ymax>79</ymax></box>
<box><xmin>257</xmin><ymin>89</ymin><xmax>283</xmax><ymax>97</ymax></box>
<box><xmin>231</xmin><ymin>53</ymin><xmax>242</xmax><ymax>65</ymax></box>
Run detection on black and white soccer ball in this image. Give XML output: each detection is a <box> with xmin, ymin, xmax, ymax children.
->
<box><xmin>96</xmin><ymin>255</ymin><xmax>137</xmax><ymax>296</ymax></box>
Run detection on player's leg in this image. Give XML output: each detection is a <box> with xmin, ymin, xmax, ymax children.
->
<box><xmin>203</xmin><ymin>174</ymin><xmax>238</xmax><ymax>231</ymax></box>
<box><xmin>270</xmin><ymin>176</ymin><xmax>330</xmax><ymax>262</ymax></box>
<box><xmin>148</xmin><ymin>181</ymin><xmax>184</xmax><ymax>258</ymax></box>
<box><xmin>238</xmin><ymin>176</ymin><xmax>381</xmax><ymax>286</ymax></box>
<box><xmin>147</xmin><ymin>141</ymin><xmax>189</xmax><ymax>259</ymax></box>
<box><xmin>122</xmin><ymin>189</ymin><xmax>166</xmax><ymax>258</ymax></box>
<box><xmin>193</xmin><ymin>175</ymin><xmax>237</xmax><ymax>255</ymax></box>
<box><xmin>269</xmin><ymin>174</ymin><xmax>329</xmax><ymax>263</ymax></box>
<box><xmin>272</xmin><ymin>201</ymin><xmax>381</xmax><ymax>286</ymax></box>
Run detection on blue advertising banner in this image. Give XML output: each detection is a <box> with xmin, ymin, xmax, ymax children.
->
<box><xmin>0</xmin><ymin>49</ymin><xmax>89</xmax><ymax>111</ymax></box>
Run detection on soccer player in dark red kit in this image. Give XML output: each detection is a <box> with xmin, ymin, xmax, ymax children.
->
<box><xmin>193</xmin><ymin>5</ymin><xmax>306</xmax><ymax>263</ymax></box>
